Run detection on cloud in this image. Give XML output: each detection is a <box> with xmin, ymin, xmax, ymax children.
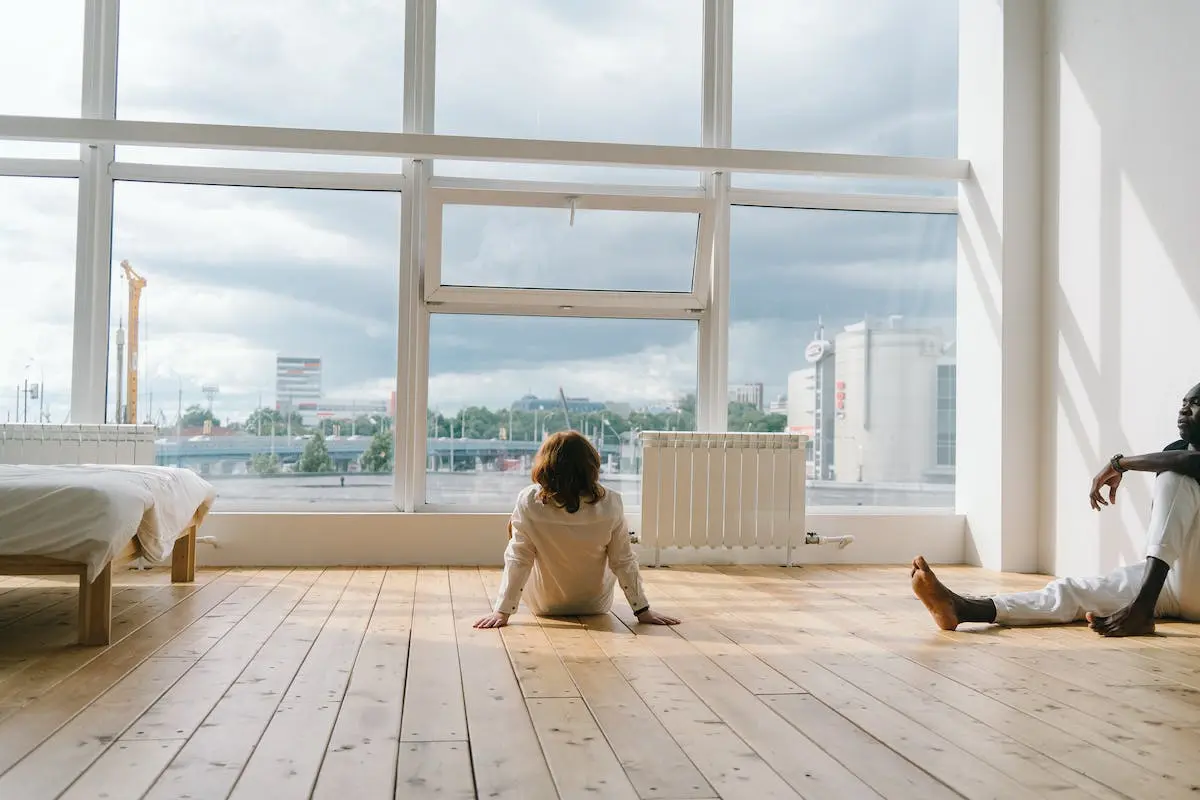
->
<box><xmin>1</xmin><ymin>0</ymin><xmax>959</xmax><ymax>426</ymax></box>
<box><xmin>0</xmin><ymin>1</ymin><xmax>82</xmax><ymax>159</ymax></box>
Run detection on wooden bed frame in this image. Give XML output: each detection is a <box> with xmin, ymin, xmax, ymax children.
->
<box><xmin>0</xmin><ymin>525</ymin><xmax>197</xmax><ymax>646</ymax></box>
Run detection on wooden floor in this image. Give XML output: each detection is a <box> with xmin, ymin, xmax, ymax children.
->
<box><xmin>1</xmin><ymin>566</ymin><xmax>1200</xmax><ymax>800</ymax></box>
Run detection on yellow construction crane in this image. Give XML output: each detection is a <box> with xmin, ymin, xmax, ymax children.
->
<box><xmin>120</xmin><ymin>260</ymin><xmax>146</xmax><ymax>424</ymax></box>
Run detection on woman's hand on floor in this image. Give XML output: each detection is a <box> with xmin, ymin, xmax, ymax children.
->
<box><xmin>636</xmin><ymin>609</ymin><xmax>681</xmax><ymax>626</ymax></box>
<box><xmin>473</xmin><ymin>611</ymin><xmax>511</xmax><ymax>629</ymax></box>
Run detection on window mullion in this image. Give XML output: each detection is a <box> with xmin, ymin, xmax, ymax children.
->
<box><xmin>70</xmin><ymin>0</ymin><xmax>118</xmax><ymax>424</ymax></box>
<box><xmin>396</xmin><ymin>0</ymin><xmax>436</xmax><ymax>511</ymax></box>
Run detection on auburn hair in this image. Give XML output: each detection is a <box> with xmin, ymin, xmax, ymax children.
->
<box><xmin>531</xmin><ymin>430</ymin><xmax>606</xmax><ymax>513</ymax></box>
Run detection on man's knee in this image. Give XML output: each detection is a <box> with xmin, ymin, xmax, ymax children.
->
<box><xmin>1154</xmin><ymin>470</ymin><xmax>1200</xmax><ymax>498</ymax></box>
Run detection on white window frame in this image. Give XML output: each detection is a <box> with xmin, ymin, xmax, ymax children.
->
<box><xmin>0</xmin><ymin>0</ymin><xmax>971</xmax><ymax>521</ymax></box>
<box><xmin>424</xmin><ymin>184</ymin><xmax>712</xmax><ymax>311</ymax></box>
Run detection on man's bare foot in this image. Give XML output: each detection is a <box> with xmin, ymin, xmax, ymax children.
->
<box><xmin>1086</xmin><ymin>605</ymin><xmax>1156</xmax><ymax>637</ymax></box>
<box><xmin>911</xmin><ymin>556</ymin><xmax>960</xmax><ymax>631</ymax></box>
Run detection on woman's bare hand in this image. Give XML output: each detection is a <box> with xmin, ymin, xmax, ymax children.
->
<box><xmin>473</xmin><ymin>611</ymin><xmax>511</xmax><ymax>629</ymax></box>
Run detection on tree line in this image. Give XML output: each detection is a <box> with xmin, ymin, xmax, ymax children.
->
<box><xmin>171</xmin><ymin>395</ymin><xmax>786</xmax><ymax>476</ymax></box>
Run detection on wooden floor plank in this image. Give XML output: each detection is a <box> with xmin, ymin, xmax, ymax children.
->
<box><xmin>670</xmin><ymin>568</ymin><xmax>1057</xmax><ymax>800</ymax></box>
<box><xmin>0</xmin><ymin>584</ymin><xmax>139</xmax><ymax>659</ymax></box>
<box><xmin>122</xmin><ymin>570</ymin><xmax>300</xmax><ymax>742</ymax></box>
<box><xmin>400</xmin><ymin>567</ymin><xmax>467</xmax><ymax>743</ymax></box>
<box><xmin>477</xmin><ymin>568</ymin><xmax>581</xmax><ymax>699</ymax></box>
<box><xmin>0</xmin><ymin>571</ymin><xmax>224</xmax><ymax>714</ymax></box>
<box><xmin>394</xmin><ymin>741</ymin><xmax>476</xmax><ymax>799</ymax></box>
<box><xmin>312</xmin><ymin>568</ymin><xmax>418</xmax><ymax>800</ymax></box>
<box><xmin>0</xmin><ymin>569</ymin><xmax>248</xmax><ymax>775</ymax></box>
<box><xmin>772</xmin><ymin>564</ymin><xmax>1200</xmax><ymax>794</ymax></box>
<box><xmin>0</xmin><ymin>657</ymin><xmax>194</xmax><ymax>800</ymax></box>
<box><xmin>448</xmin><ymin>568</ymin><xmax>559</xmax><ymax>800</ymax></box>
<box><xmin>540</xmin><ymin>616</ymin><xmax>715</xmax><ymax>800</ymax></box>
<box><xmin>142</xmin><ymin>569</ymin><xmax>348</xmax><ymax>800</ymax></box>
<box><xmin>27</xmin><ymin>572</ymin><xmax>301</xmax><ymax>800</ymax></box>
<box><xmin>761</xmin><ymin>693</ymin><xmax>960</xmax><ymax>800</ymax></box>
<box><xmin>58</xmin><ymin>739</ymin><xmax>184</xmax><ymax>800</ymax></box>
<box><xmin>3</xmin><ymin>564</ymin><xmax>1199</xmax><ymax>800</ymax></box>
<box><xmin>582</xmin><ymin>613</ymin><xmax>802</xmax><ymax>800</ymax></box>
<box><xmin>647</xmin><ymin>576</ymin><xmax>806</xmax><ymax>695</ymax></box>
<box><xmin>228</xmin><ymin>569</ymin><xmax>383</xmax><ymax>800</ymax></box>
<box><xmin>718</xmin><ymin>566</ymin><xmax>1171</xmax><ymax>799</ymax></box>
<box><xmin>529</xmin><ymin>697</ymin><xmax>640</xmax><ymax>799</ymax></box>
<box><xmin>609</xmin><ymin>605</ymin><xmax>884</xmax><ymax>800</ymax></box>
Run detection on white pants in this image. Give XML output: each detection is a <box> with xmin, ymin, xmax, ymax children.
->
<box><xmin>993</xmin><ymin>472</ymin><xmax>1200</xmax><ymax>625</ymax></box>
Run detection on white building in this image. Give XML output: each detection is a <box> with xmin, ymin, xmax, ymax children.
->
<box><xmin>728</xmin><ymin>382</ymin><xmax>764</xmax><ymax>410</ymax></box>
<box><xmin>785</xmin><ymin>368</ymin><xmax>815</xmax><ymax>436</ymax></box>
<box><xmin>788</xmin><ymin>318</ymin><xmax>955</xmax><ymax>485</ymax></box>
<box><xmin>275</xmin><ymin>356</ymin><xmax>322</xmax><ymax>426</ymax></box>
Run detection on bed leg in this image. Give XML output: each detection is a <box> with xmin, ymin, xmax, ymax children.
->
<box><xmin>78</xmin><ymin>563</ymin><xmax>113</xmax><ymax>646</ymax></box>
<box><xmin>172</xmin><ymin>525</ymin><xmax>197</xmax><ymax>583</ymax></box>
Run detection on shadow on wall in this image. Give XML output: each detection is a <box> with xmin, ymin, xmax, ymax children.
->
<box><xmin>1047</xmin><ymin>1</ymin><xmax>1200</xmax><ymax>573</ymax></box>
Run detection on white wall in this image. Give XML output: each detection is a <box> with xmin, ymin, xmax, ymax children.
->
<box><xmin>1041</xmin><ymin>1</ymin><xmax>1200</xmax><ymax>576</ymax></box>
<box><xmin>956</xmin><ymin>0</ymin><xmax>1044</xmax><ymax>572</ymax></box>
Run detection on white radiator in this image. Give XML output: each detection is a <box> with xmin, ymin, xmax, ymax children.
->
<box><xmin>0</xmin><ymin>424</ymin><xmax>158</xmax><ymax>466</ymax></box>
<box><xmin>639</xmin><ymin>431</ymin><xmax>808</xmax><ymax>566</ymax></box>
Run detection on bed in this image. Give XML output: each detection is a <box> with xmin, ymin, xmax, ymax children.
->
<box><xmin>0</xmin><ymin>464</ymin><xmax>217</xmax><ymax>646</ymax></box>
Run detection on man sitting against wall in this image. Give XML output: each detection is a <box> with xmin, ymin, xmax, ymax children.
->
<box><xmin>911</xmin><ymin>382</ymin><xmax>1200</xmax><ymax>637</ymax></box>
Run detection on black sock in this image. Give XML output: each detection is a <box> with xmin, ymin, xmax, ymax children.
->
<box><xmin>955</xmin><ymin>596</ymin><xmax>997</xmax><ymax>624</ymax></box>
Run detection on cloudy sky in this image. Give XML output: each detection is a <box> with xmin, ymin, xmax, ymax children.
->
<box><xmin>0</xmin><ymin>0</ymin><xmax>957</xmax><ymax>425</ymax></box>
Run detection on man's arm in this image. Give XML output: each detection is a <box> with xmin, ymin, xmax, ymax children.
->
<box><xmin>1091</xmin><ymin>446</ymin><xmax>1200</xmax><ymax>510</ymax></box>
<box><xmin>1114</xmin><ymin>450</ymin><xmax>1200</xmax><ymax>480</ymax></box>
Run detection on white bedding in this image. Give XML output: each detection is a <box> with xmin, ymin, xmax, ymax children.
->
<box><xmin>0</xmin><ymin>464</ymin><xmax>217</xmax><ymax>582</ymax></box>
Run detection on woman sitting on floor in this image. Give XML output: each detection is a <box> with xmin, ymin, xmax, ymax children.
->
<box><xmin>474</xmin><ymin>430</ymin><xmax>680</xmax><ymax>629</ymax></box>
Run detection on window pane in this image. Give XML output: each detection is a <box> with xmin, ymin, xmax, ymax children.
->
<box><xmin>426</xmin><ymin>315</ymin><xmax>698</xmax><ymax>507</ymax></box>
<box><xmin>116</xmin><ymin>1</ymin><xmax>404</xmax><ymax>166</ymax></box>
<box><xmin>108</xmin><ymin>182</ymin><xmax>400</xmax><ymax>511</ymax></box>
<box><xmin>435</xmin><ymin>0</ymin><xmax>701</xmax><ymax>180</ymax></box>
<box><xmin>0</xmin><ymin>1</ymin><xmax>83</xmax><ymax>158</ymax></box>
<box><xmin>730</xmin><ymin>206</ymin><xmax>956</xmax><ymax>508</ymax></box>
<box><xmin>732</xmin><ymin>0</ymin><xmax>958</xmax><ymax>158</ymax></box>
<box><xmin>0</xmin><ymin>177</ymin><xmax>77</xmax><ymax>422</ymax></box>
<box><xmin>439</xmin><ymin>205</ymin><xmax>698</xmax><ymax>292</ymax></box>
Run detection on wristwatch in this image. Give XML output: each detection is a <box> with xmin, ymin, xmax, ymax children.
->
<box><xmin>633</xmin><ymin>605</ymin><xmax>650</xmax><ymax>616</ymax></box>
<box><xmin>1110</xmin><ymin>454</ymin><xmax>1127</xmax><ymax>473</ymax></box>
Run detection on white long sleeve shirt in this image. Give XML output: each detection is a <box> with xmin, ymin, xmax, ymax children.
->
<box><xmin>493</xmin><ymin>485</ymin><xmax>649</xmax><ymax>617</ymax></box>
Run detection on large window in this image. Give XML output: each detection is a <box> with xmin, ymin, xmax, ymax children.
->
<box><xmin>106</xmin><ymin>181</ymin><xmax>400</xmax><ymax>510</ymax></box>
<box><xmin>0</xmin><ymin>178</ymin><xmax>78</xmax><ymax>422</ymax></box>
<box><xmin>729</xmin><ymin>205</ymin><xmax>957</xmax><ymax>508</ymax></box>
<box><xmin>0</xmin><ymin>1</ymin><xmax>83</xmax><ymax>158</ymax></box>
<box><xmin>426</xmin><ymin>315</ymin><xmax>698</xmax><ymax>508</ymax></box>
<box><xmin>0</xmin><ymin>0</ymin><xmax>966</xmax><ymax>518</ymax></box>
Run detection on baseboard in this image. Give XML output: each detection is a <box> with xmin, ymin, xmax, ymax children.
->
<box><xmin>193</xmin><ymin>511</ymin><xmax>965</xmax><ymax>568</ymax></box>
